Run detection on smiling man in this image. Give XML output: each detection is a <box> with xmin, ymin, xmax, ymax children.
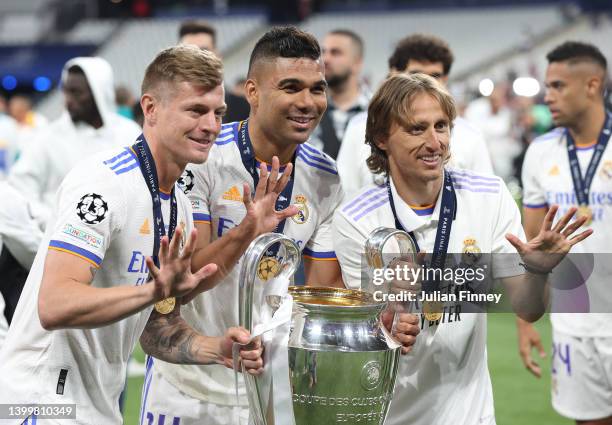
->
<box><xmin>0</xmin><ymin>46</ymin><xmax>263</xmax><ymax>425</ymax></box>
<box><xmin>140</xmin><ymin>26</ymin><xmax>420</xmax><ymax>425</ymax></box>
<box><xmin>334</xmin><ymin>73</ymin><xmax>591</xmax><ymax>425</ymax></box>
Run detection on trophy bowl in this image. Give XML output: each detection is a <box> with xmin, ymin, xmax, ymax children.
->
<box><xmin>239</xmin><ymin>233</ymin><xmax>401</xmax><ymax>425</ymax></box>
<box><xmin>288</xmin><ymin>286</ymin><xmax>401</xmax><ymax>424</ymax></box>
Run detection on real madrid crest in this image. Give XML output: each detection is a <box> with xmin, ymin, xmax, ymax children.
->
<box><xmin>291</xmin><ymin>195</ymin><xmax>309</xmax><ymax>224</ymax></box>
<box><xmin>461</xmin><ymin>237</ymin><xmax>482</xmax><ymax>265</ymax></box>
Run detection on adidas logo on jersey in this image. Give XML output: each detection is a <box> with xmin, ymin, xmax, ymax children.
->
<box><xmin>222</xmin><ymin>186</ymin><xmax>242</xmax><ymax>201</ymax></box>
<box><xmin>548</xmin><ymin>165</ymin><xmax>559</xmax><ymax>176</ymax></box>
<box><xmin>139</xmin><ymin>218</ymin><xmax>151</xmax><ymax>235</ymax></box>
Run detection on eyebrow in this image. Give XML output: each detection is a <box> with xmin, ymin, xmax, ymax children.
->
<box><xmin>278</xmin><ymin>78</ymin><xmax>328</xmax><ymax>88</ymax></box>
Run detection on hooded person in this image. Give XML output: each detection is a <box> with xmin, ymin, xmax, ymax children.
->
<box><xmin>0</xmin><ymin>57</ymin><xmax>141</xmax><ymax>329</ymax></box>
<box><xmin>8</xmin><ymin>57</ymin><xmax>142</xmax><ymax>227</ymax></box>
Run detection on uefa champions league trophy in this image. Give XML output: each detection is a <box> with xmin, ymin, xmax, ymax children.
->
<box><xmin>238</xmin><ymin>233</ymin><xmax>402</xmax><ymax>425</ymax></box>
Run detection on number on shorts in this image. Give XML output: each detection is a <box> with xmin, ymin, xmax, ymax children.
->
<box><xmin>145</xmin><ymin>412</ymin><xmax>181</xmax><ymax>425</ymax></box>
<box><xmin>551</xmin><ymin>341</ymin><xmax>571</xmax><ymax>376</ymax></box>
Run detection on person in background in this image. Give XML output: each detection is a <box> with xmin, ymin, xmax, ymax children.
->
<box><xmin>310</xmin><ymin>29</ymin><xmax>369</xmax><ymax>159</ymax></box>
<box><xmin>337</xmin><ymin>33</ymin><xmax>493</xmax><ymax>197</ymax></box>
<box><xmin>179</xmin><ymin>19</ymin><xmax>250</xmax><ymax>123</ymax></box>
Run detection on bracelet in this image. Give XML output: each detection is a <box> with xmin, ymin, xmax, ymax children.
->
<box><xmin>519</xmin><ymin>262</ymin><xmax>552</xmax><ymax>275</ymax></box>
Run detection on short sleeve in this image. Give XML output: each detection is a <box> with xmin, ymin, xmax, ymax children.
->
<box><xmin>332</xmin><ymin>210</ymin><xmax>367</xmax><ymax>290</ymax></box>
<box><xmin>521</xmin><ymin>143</ymin><xmax>548</xmax><ymax>209</ymax></box>
<box><xmin>491</xmin><ymin>183</ymin><xmax>525</xmax><ymax>279</ymax></box>
<box><xmin>182</xmin><ymin>163</ymin><xmax>211</xmax><ymax>225</ymax></box>
<box><xmin>47</xmin><ymin>165</ymin><xmax>126</xmax><ymax>268</ymax></box>
<box><xmin>303</xmin><ymin>184</ymin><xmax>344</xmax><ymax>262</ymax></box>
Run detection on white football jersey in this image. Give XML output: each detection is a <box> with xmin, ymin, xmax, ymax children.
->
<box><xmin>336</xmin><ymin>112</ymin><xmax>494</xmax><ymax>197</ymax></box>
<box><xmin>522</xmin><ymin>127</ymin><xmax>612</xmax><ymax>337</ymax></box>
<box><xmin>333</xmin><ymin>168</ymin><xmax>524</xmax><ymax>425</ymax></box>
<box><xmin>0</xmin><ymin>146</ymin><xmax>193</xmax><ymax>424</ymax></box>
<box><xmin>152</xmin><ymin>122</ymin><xmax>343</xmax><ymax>405</ymax></box>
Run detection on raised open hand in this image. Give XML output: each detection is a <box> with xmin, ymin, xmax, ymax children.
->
<box><xmin>241</xmin><ymin>156</ymin><xmax>299</xmax><ymax>237</ymax></box>
<box><xmin>505</xmin><ymin>205</ymin><xmax>593</xmax><ymax>274</ymax></box>
<box><xmin>146</xmin><ymin>226</ymin><xmax>218</xmax><ymax>302</ymax></box>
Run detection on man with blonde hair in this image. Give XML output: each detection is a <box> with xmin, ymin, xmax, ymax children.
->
<box><xmin>334</xmin><ymin>73</ymin><xmax>591</xmax><ymax>425</ymax></box>
<box><xmin>0</xmin><ymin>45</ymin><xmax>264</xmax><ymax>425</ymax></box>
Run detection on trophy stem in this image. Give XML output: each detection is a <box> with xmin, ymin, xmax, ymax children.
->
<box><xmin>238</xmin><ymin>233</ymin><xmax>301</xmax><ymax>425</ymax></box>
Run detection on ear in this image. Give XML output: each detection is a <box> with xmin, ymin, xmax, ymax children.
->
<box><xmin>245</xmin><ymin>78</ymin><xmax>258</xmax><ymax>110</ymax></box>
<box><xmin>586</xmin><ymin>75</ymin><xmax>603</xmax><ymax>98</ymax></box>
<box><xmin>141</xmin><ymin>93</ymin><xmax>158</xmax><ymax>126</ymax></box>
<box><xmin>374</xmin><ymin>135</ymin><xmax>389</xmax><ymax>152</ymax></box>
<box><xmin>440</xmin><ymin>75</ymin><xmax>449</xmax><ymax>86</ymax></box>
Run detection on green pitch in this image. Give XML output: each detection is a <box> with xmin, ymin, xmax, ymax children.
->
<box><xmin>122</xmin><ymin>314</ymin><xmax>571</xmax><ymax>424</ymax></box>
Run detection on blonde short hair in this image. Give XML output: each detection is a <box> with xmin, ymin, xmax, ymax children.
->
<box><xmin>365</xmin><ymin>73</ymin><xmax>456</xmax><ymax>175</ymax></box>
<box><xmin>141</xmin><ymin>45</ymin><xmax>223</xmax><ymax>98</ymax></box>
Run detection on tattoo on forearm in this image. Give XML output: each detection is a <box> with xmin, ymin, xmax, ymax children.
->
<box><xmin>140</xmin><ymin>305</ymin><xmax>203</xmax><ymax>364</ymax></box>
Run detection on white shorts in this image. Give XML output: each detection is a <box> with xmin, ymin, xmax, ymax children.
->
<box><xmin>551</xmin><ymin>330</ymin><xmax>612</xmax><ymax>421</ymax></box>
<box><xmin>140</xmin><ymin>358</ymin><xmax>250</xmax><ymax>425</ymax></box>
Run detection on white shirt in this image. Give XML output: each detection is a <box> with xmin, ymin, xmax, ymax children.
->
<box><xmin>0</xmin><ymin>146</ymin><xmax>193</xmax><ymax>424</ymax></box>
<box><xmin>333</xmin><ymin>168</ymin><xmax>524</xmax><ymax>425</ymax></box>
<box><xmin>522</xmin><ymin>126</ymin><xmax>612</xmax><ymax>337</ymax></box>
<box><xmin>153</xmin><ymin>121</ymin><xmax>344</xmax><ymax>405</ymax></box>
<box><xmin>8</xmin><ymin>57</ymin><xmax>141</xmax><ymax>227</ymax></box>
<box><xmin>0</xmin><ymin>181</ymin><xmax>45</xmax><ymax>268</ymax></box>
<box><xmin>336</xmin><ymin>112</ymin><xmax>494</xmax><ymax>197</ymax></box>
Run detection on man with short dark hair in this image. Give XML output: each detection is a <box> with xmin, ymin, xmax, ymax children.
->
<box><xmin>519</xmin><ymin>41</ymin><xmax>612</xmax><ymax>425</ymax></box>
<box><xmin>0</xmin><ymin>46</ymin><xmax>263</xmax><ymax>424</ymax></box>
<box><xmin>141</xmin><ymin>26</ymin><xmax>419</xmax><ymax>425</ymax></box>
<box><xmin>337</xmin><ymin>33</ymin><xmax>493</xmax><ymax>196</ymax></box>
<box><xmin>310</xmin><ymin>28</ymin><xmax>369</xmax><ymax>158</ymax></box>
<box><xmin>179</xmin><ymin>19</ymin><xmax>217</xmax><ymax>52</ymax></box>
<box><xmin>179</xmin><ymin>19</ymin><xmax>250</xmax><ymax>123</ymax></box>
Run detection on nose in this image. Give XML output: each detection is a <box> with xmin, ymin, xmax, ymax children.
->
<box><xmin>423</xmin><ymin>128</ymin><xmax>442</xmax><ymax>149</ymax></box>
<box><xmin>295</xmin><ymin>89</ymin><xmax>316</xmax><ymax>112</ymax></box>
<box><xmin>544</xmin><ymin>89</ymin><xmax>554</xmax><ymax>105</ymax></box>
<box><xmin>199</xmin><ymin>111</ymin><xmax>220</xmax><ymax>134</ymax></box>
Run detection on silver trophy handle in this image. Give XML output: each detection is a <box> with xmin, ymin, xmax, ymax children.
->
<box><xmin>238</xmin><ymin>233</ymin><xmax>301</xmax><ymax>425</ymax></box>
<box><xmin>364</xmin><ymin>227</ymin><xmax>418</xmax><ymax>330</ymax></box>
<box><xmin>365</xmin><ymin>227</ymin><xmax>417</xmax><ymax>283</ymax></box>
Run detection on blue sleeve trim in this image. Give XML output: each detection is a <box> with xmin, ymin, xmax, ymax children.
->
<box><xmin>193</xmin><ymin>213</ymin><xmax>211</xmax><ymax>222</ymax></box>
<box><xmin>523</xmin><ymin>202</ymin><xmax>548</xmax><ymax>209</ymax></box>
<box><xmin>302</xmin><ymin>248</ymin><xmax>337</xmax><ymax>259</ymax></box>
<box><xmin>49</xmin><ymin>240</ymin><xmax>103</xmax><ymax>266</ymax></box>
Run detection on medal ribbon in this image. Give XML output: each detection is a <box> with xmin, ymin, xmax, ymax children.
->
<box><xmin>386</xmin><ymin>170</ymin><xmax>457</xmax><ymax>292</ymax></box>
<box><xmin>566</xmin><ymin>113</ymin><xmax>612</xmax><ymax>208</ymax></box>
<box><xmin>237</xmin><ymin>120</ymin><xmax>296</xmax><ymax>256</ymax></box>
<box><xmin>132</xmin><ymin>135</ymin><xmax>178</xmax><ymax>268</ymax></box>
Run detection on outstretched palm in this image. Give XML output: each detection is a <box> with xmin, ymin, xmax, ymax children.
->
<box><xmin>506</xmin><ymin>205</ymin><xmax>593</xmax><ymax>273</ymax></box>
<box><xmin>146</xmin><ymin>226</ymin><xmax>218</xmax><ymax>301</ymax></box>
<box><xmin>241</xmin><ymin>156</ymin><xmax>299</xmax><ymax>237</ymax></box>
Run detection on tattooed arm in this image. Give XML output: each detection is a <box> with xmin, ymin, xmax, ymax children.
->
<box><xmin>140</xmin><ymin>303</ymin><xmax>264</xmax><ymax>373</ymax></box>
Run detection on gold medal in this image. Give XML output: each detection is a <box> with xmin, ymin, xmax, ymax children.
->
<box><xmin>423</xmin><ymin>300</ymin><xmax>443</xmax><ymax>322</ymax></box>
<box><xmin>257</xmin><ymin>256</ymin><xmax>280</xmax><ymax>281</ymax></box>
<box><xmin>577</xmin><ymin>204</ymin><xmax>593</xmax><ymax>225</ymax></box>
<box><xmin>154</xmin><ymin>297</ymin><xmax>176</xmax><ymax>314</ymax></box>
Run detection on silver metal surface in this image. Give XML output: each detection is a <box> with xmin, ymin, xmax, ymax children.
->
<box><xmin>238</xmin><ymin>233</ymin><xmax>403</xmax><ymax>425</ymax></box>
